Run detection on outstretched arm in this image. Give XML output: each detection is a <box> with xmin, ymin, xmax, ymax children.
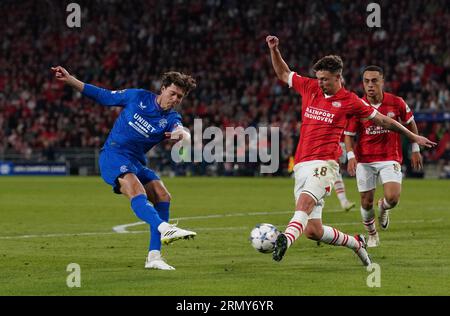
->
<box><xmin>51</xmin><ymin>66</ymin><xmax>131</xmax><ymax>107</ymax></box>
<box><xmin>266</xmin><ymin>35</ymin><xmax>291</xmax><ymax>84</ymax></box>
<box><xmin>51</xmin><ymin>66</ymin><xmax>84</xmax><ymax>92</ymax></box>
<box><xmin>371</xmin><ymin>112</ymin><xmax>436</xmax><ymax>148</ymax></box>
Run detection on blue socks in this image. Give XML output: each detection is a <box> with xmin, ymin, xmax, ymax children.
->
<box><xmin>130</xmin><ymin>194</ymin><xmax>171</xmax><ymax>251</ymax></box>
<box><xmin>130</xmin><ymin>194</ymin><xmax>164</xmax><ymax>229</ymax></box>
<box><xmin>155</xmin><ymin>202</ymin><xmax>170</xmax><ymax>222</ymax></box>
<box><xmin>149</xmin><ymin>202</ymin><xmax>170</xmax><ymax>251</ymax></box>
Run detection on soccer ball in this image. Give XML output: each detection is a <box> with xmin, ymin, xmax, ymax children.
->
<box><xmin>249</xmin><ymin>223</ymin><xmax>280</xmax><ymax>253</ymax></box>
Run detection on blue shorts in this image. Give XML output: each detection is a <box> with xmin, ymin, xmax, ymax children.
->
<box><xmin>99</xmin><ymin>149</ymin><xmax>160</xmax><ymax>194</ymax></box>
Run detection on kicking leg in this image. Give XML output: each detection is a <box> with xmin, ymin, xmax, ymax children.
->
<box><xmin>273</xmin><ymin>192</ymin><xmax>316</xmax><ymax>262</ymax></box>
<box><xmin>119</xmin><ymin>173</ymin><xmax>165</xmax><ymax>230</ymax></box>
<box><xmin>305</xmin><ymin>219</ymin><xmax>372</xmax><ymax>266</ymax></box>
<box><xmin>119</xmin><ymin>173</ymin><xmax>195</xmax><ymax>245</ymax></box>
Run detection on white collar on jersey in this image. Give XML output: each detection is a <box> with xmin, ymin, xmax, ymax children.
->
<box><xmin>370</xmin><ymin>102</ymin><xmax>382</xmax><ymax>108</ymax></box>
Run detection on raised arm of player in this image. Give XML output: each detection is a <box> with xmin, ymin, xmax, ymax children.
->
<box><xmin>266</xmin><ymin>35</ymin><xmax>290</xmax><ymax>84</ymax></box>
<box><xmin>371</xmin><ymin>112</ymin><xmax>436</xmax><ymax>148</ymax></box>
<box><xmin>51</xmin><ymin>66</ymin><xmax>132</xmax><ymax>107</ymax></box>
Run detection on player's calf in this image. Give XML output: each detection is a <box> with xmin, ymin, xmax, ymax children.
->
<box><xmin>320</xmin><ymin>226</ymin><xmax>372</xmax><ymax>266</ymax></box>
<box><xmin>360</xmin><ymin>206</ymin><xmax>378</xmax><ymax>239</ymax></box>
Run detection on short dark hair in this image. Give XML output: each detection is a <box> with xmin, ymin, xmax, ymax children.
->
<box><xmin>161</xmin><ymin>71</ymin><xmax>197</xmax><ymax>95</ymax></box>
<box><xmin>312</xmin><ymin>55</ymin><xmax>343</xmax><ymax>74</ymax></box>
<box><xmin>363</xmin><ymin>65</ymin><xmax>384</xmax><ymax>77</ymax></box>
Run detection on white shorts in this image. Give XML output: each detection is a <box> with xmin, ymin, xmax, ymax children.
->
<box><xmin>293</xmin><ymin>160</ymin><xmax>339</xmax><ymax>219</ymax></box>
<box><xmin>356</xmin><ymin>161</ymin><xmax>403</xmax><ymax>192</ymax></box>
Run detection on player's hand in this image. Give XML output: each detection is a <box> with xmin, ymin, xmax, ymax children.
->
<box><xmin>266</xmin><ymin>35</ymin><xmax>279</xmax><ymax>49</ymax></box>
<box><xmin>347</xmin><ymin>158</ymin><xmax>357</xmax><ymax>177</ymax></box>
<box><xmin>164</xmin><ymin>128</ymin><xmax>191</xmax><ymax>144</ymax></box>
<box><xmin>51</xmin><ymin>66</ymin><xmax>71</xmax><ymax>82</ymax></box>
<box><xmin>164</xmin><ymin>132</ymin><xmax>183</xmax><ymax>143</ymax></box>
<box><xmin>411</xmin><ymin>152</ymin><xmax>423</xmax><ymax>171</ymax></box>
<box><xmin>413</xmin><ymin>135</ymin><xmax>437</xmax><ymax>148</ymax></box>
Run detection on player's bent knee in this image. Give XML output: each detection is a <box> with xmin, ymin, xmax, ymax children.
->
<box><xmin>385</xmin><ymin>196</ymin><xmax>399</xmax><ymax>207</ymax></box>
<box><xmin>362</xmin><ymin>202</ymin><xmax>374</xmax><ymax>210</ymax></box>
<box><xmin>304</xmin><ymin>225</ymin><xmax>323</xmax><ymax>241</ymax></box>
<box><xmin>296</xmin><ymin>193</ymin><xmax>317</xmax><ymax>214</ymax></box>
<box><xmin>361</xmin><ymin>195</ymin><xmax>374</xmax><ymax>210</ymax></box>
<box><xmin>305</xmin><ymin>230</ymin><xmax>322</xmax><ymax>241</ymax></box>
<box><xmin>157</xmin><ymin>191</ymin><xmax>171</xmax><ymax>203</ymax></box>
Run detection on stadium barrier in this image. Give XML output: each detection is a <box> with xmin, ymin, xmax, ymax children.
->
<box><xmin>0</xmin><ymin>162</ymin><xmax>69</xmax><ymax>176</ymax></box>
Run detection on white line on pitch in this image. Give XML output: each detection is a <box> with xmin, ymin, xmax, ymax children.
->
<box><xmin>112</xmin><ymin>210</ymin><xmax>296</xmax><ymax>233</ymax></box>
<box><xmin>0</xmin><ymin>218</ymin><xmax>443</xmax><ymax>240</ymax></box>
<box><xmin>112</xmin><ymin>208</ymin><xmax>354</xmax><ymax>233</ymax></box>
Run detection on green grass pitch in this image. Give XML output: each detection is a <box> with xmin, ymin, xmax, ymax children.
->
<box><xmin>0</xmin><ymin>176</ymin><xmax>449</xmax><ymax>295</ymax></box>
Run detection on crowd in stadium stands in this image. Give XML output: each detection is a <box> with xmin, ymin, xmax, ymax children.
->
<box><xmin>0</xmin><ymin>0</ymin><xmax>449</xmax><ymax>176</ymax></box>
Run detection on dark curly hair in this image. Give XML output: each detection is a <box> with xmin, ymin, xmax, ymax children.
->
<box><xmin>161</xmin><ymin>71</ymin><xmax>197</xmax><ymax>95</ymax></box>
<box><xmin>312</xmin><ymin>55</ymin><xmax>343</xmax><ymax>74</ymax></box>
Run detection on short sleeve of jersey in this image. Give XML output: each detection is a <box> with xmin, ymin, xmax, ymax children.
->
<box><xmin>351</xmin><ymin>97</ymin><xmax>377</xmax><ymax>120</ymax></box>
<box><xmin>398</xmin><ymin>97</ymin><xmax>414</xmax><ymax>124</ymax></box>
<box><xmin>344</xmin><ymin>117</ymin><xmax>359</xmax><ymax>136</ymax></box>
<box><xmin>288</xmin><ymin>72</ymin><xmax>316</xmax><ymax>96</ymax></box>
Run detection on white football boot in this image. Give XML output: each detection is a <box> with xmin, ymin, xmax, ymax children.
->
<box><xmin>378</xmin><ymin>198</ymin><xmax>390</xmax><ymax>230</ymax></box>
<box><xmin>341</xmin><ymin>200</ymin><xmax>356</xmax><ymax>212</ymax></box>
<box><xmin>354</xmin><ymin>234</ymin><xmax>372</xmax><ymax>266</ymax></box>
<box><xmin>367</xmin><ymin>232</ymin><xmax>380</xmax><ymax>248</ymax></box>
<box><xmin>145</xmin><ymin>251</ymin><xmax>175</xmax><ymax>270</ymax></box>
<box><xmin>160</xmin><ymin>224</ymin><xmax>197</xmax><ymax>245</ymax></box>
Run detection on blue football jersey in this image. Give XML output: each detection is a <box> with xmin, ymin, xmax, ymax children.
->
<box><xmin>82</xmin><ymin>84</ymin><xmax>183</xmax><ymax>163</ymax></box>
